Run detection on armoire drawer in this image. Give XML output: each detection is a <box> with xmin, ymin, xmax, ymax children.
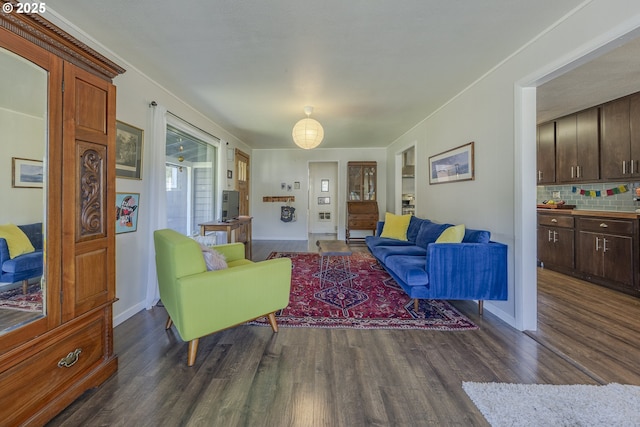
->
<box><xmin>0</xmin><ymin>311</ymin><xmax>107</xmax><ymax>424</ymax></box>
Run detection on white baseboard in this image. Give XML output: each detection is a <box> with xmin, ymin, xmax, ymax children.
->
<box><xmin>113</xmin><ymin>301</ymin><xmax>145</xmax><ymax>327</ymax></box>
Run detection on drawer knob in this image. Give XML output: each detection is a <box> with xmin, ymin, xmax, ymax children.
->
<box><xmin>551</xmin><ymin>218</ymin><xmax>558</xmax><ymax>223</ymax></box>
<box><xmin>58</xmin><ymin>348</ymin><xmax>82</xmax><ymax>368</ymax></box>
<box><xmin>599</xmin><ymin>223</ymin><xmax>608</xmax><ymax>228</ymax></box>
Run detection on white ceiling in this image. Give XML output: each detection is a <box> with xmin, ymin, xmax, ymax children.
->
<box><xmin>46</xmin><ymin>0</ymin><xmax>633</xmax><ymax>149</ymax></box>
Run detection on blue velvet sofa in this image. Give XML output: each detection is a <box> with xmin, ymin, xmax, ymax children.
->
<box><xmin>0</xmin><ymin>223</ymin><xmax>43</xmax><ymax>294</ymax></box>
<box><xmin>365</xmin><ymin>216</ymin><xmax>507</xmax><ymax>314</ymax></box>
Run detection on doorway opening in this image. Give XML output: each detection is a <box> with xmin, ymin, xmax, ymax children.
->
<box><xmin>308</xmin><ymin>161</ymin><xmax>338</xmax><ymax>240</ymax></box>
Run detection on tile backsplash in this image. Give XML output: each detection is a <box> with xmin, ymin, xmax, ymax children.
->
<box><xmin>538</xmin><ymin>182</ymin><xmax>640</xmax><ymax>212</ymax></box>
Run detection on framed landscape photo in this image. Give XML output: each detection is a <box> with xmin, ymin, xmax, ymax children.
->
<box><xmin>116</xmin><ymin>192</ymin><xmax>140</xmax><ymax>234</ymax></box>
<box><xmin>116</xmin><ymin>120</ymin><xmax>143</xmax><ymax>179</ymax></box>
<box><xmin>12</xmin><ymin>157</ymin><xmax>43</xmax><ymax>188</ymax></box>
<box><xmin>429</xmin><ymin>141</ymin><xmax>475</xmax><ymax>185</ymax></box>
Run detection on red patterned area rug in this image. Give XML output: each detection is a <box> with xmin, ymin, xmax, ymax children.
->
<box><xmin>0</xmin><ymin>284</ymin><xmax>42</xmax><ymax>312</ymax></box>
<box><xmin>248</xmin><ymin>252</ymin><xmax>478</xmax><ymax>331</ymax></box>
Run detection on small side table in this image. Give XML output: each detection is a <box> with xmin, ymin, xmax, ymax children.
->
<box><xmin>316</xmin><ymin>240</ymin><xmax>353</xmax><ymax>287</ymax></box>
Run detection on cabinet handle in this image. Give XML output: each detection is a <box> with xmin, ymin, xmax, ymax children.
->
<box><xmin>58</xmin><ymin>348</ymin><xmax>82</xmax><ymax>368</ymax></box>
<box><xmin>553</xmin><ymin>231</ymin><xmax>558</xmax><ymax>243</ymax></box>
<box><xmin>576</xmin><ymin>165</ymin><xmax>581</xmax><ymax>178</ymax></box>
<box><xmin>571</xmin><ymin>166</ymin><xmax>574</xmax><ymax>178</ymax></box>
<box><xmin>623</xmin><ymin>160</ymin><xmax>627</xmax><ymax>174</ymax></box>
<box><xmin>551</xmin><ymin>218</ymin><xmax>558</xmax><ymax>223</ymax></box>
<box><xmin>595</xmin><ymin>236</ymin><xmax>601</xmax><ymax>251</ymax></box>
<box><xmin>548</xmin><ymin>230</ymin><xmax>553</xmax><ymax>242</ymax></box>
<box><xmin>632</xmin><ymin>160</ymin><xmax>636</xmax><ymax>174</ymax></box>
<box><xmin>603</xmin><ymin>238</ymin><xmax>609</xmax><ymax>253</ymax></box>
<box><xmin>538</xmin><ymin>170</ymin><xmax>542</xmax><ymax>181</ymax></box>
<box><xmin>599</xmin><ymin>223</ymin><xmax>608</xmax><ymax>228</ymax></box>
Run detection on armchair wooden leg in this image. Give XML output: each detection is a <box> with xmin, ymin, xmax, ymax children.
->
<box><xmin>165</xmin><ymin>316</ymin><xmax>173</xmax><ymax>330</ymax></box>
<box><xmin>414</xmin><ymin>298</ymin><xmax>419</xmax><ymax>312</ymax></box>
<box><xmin>267</xmin><ymin>312</ymin><xmax>279</xmax><ymax>333</ymax></box>
<box><xmin>187</xmin><ymin>339</ymin><xmax>199</xmax><ymax>367</ymax></box>
<box><xmin>478</xmin><ymin>300</ymin><xmax>484</xmax><ymax>316</ymax></box>
<box><xmin>22</xmin><ymin>280</ymin><xmax>28</xmax><ymax>294</ymax></box>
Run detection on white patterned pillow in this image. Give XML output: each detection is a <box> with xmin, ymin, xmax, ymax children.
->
<box><xmin>198</xmin><ymin>243</ymin><xmax>227</xmax><ymax>271</ymax></box>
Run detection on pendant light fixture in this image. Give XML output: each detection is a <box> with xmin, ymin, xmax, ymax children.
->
<box><xmin>292</xmin><ymin>106</ymin><xmax>324</xmax><ymax>149</ymax></box>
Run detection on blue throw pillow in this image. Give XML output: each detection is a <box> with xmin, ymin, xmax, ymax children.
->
<box><xmin>415</xmin><ymin>222</ymin><xmax>451</xmax><ymax>249</ymax></box>
<box><xmin>407</xmin><ymin>217</ymin><xmax>430</xmax><ymax>243</ymax></box>
<box><xmin>463</xmin><ymin>228</ymin><xmax>491</xmax><ymax>243</ymax></box>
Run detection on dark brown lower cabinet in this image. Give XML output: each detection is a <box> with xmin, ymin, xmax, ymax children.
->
<box><xmin>537</xmin><ymin>213</ymin><xmax>574</xmax><ymax>272</ymax></box>
<box><xmin>538</xmin><ymin>212</ymin><xmax>640</xmax><ymax>296</ymax></box>
<box><xmin>576</xmin><ymin>218</ymin><xmax>637</xmax><ymax>292</ymax></box>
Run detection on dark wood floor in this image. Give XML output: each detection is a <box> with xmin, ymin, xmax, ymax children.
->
<box><xmin>47</xmin><ymin>238</ymin><xmax>640</xmax><ymax>426</ymax></box>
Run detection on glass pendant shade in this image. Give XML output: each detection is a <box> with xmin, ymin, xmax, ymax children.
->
<box><xmin>292</xmin><ymin>110</ymin><xmax>324</xmax><ymax>149</ymax></box>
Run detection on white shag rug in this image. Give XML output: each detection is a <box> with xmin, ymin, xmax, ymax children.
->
<box><xmin>462</xmin><ymin>382</ymin><xmax>640</xmax><ymax>427</ymax></box>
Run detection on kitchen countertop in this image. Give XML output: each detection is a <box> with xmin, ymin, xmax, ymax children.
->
<box><xmin>537</xmin><ymin>208</ymin><xmax>640</xmax><ymax>219</ymax></box>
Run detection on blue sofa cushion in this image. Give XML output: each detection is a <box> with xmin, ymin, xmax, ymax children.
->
<box><xmin>365</xmin><ymin>236</ymin><xmax>415</xmax><ymax>248</ymax></box>
<box><xmin>415</xmin><ymin>222</ymin><xmax>451</xmax><ymax>249</ymax></box>
<box><xmin>369</xmin><ymin>244</ymin><xmax>426</xmax><ymax>263</ymax></box>
<box><xmin>463</xmin><ymin>228</ymin><xmax>490</xmax><ymax>244</ymax></box>
<box><xmin>384</xmin><ymin>255</ymin><xmax>428</xmax><ymax>287</ymax></box>
<box><xmin>2</xmin><ymin>251</ymin><xmax>43</xmax><ymax>274</ymax></box>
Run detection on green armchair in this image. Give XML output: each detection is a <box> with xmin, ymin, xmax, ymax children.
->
<box><xmin>153</xmin><ymin>229</ymin><xmax>292</xmax><ymax>366</ymax></box>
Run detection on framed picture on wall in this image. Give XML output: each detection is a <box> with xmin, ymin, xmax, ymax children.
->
<box><xmin>429</xmin><ymin>141</ymin><xmax>475</xmax><ymax>184</ymax></box>
<box><xmin>116</xmin><ymin>120</ymin><xmax>144</xmax><ymax>179</ymax></box>
<box><xmin>116</xmin><ymin>192</ymin><xmax>140</xmax><ymax>234</ymax></box>
<box><xmin>11</xmin><ymin>157</ymin><xmax>43</xmax><ymax>188</ymax></box>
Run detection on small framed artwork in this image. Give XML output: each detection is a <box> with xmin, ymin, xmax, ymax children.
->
<box><xmin>227</xmin><ymin>170</ymin><xmax>233</xmax><ymax>179</ymax></box>
<box><xmin>318</xmin><ymin>197</ymin><xmax>331</xmax><ymax>205</ymax></box>
<box><xmin>116</xmin><ymin>120</ymin><xmax>144</xmax><ymax>180</ymax></box>
<box><xmin>116</xmin><ymin>192</ymin><xmax>140</xmax><ymax>234</ymax></box>
<box><xmin>12</xmin><ymin>157</ymin><xmax>43</xmax><ymax>188</ymax></box>
<box><xmin>321</xmin><ymin>179</ymin><xmax>329</xmax><ymax>192</ymax></box>
<box><xmin>429</xmin><ymin>141</ymin><xmax>475</xmax><ymax>185</ymax></box>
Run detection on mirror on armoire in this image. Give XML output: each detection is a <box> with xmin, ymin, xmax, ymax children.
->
<box><xmin>0</xmin><ymin>46</ymin><xmax>47</xmax><ymax>334</ymax></box>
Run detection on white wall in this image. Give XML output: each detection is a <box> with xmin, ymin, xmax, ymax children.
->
<box><xmin>386</xmin><ymin>0</ymin><xmax>640</xmax><ymax>329</ymax></box>
<box><xmin>252</xmin><ymin>148</ymin><xmax>386</xmax><ymax>240</ymax></box>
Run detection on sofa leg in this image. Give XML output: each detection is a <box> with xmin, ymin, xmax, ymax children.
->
<box><xmin>22</xmin><ymin>280</ymin><xmax>28</xmax><ymax>295</ymax></box>
<box><xmin>267</xmin><ymin>312</ymin><xmax>279</xmax><ymax>333</ymax></box>
<box><xmin>165</xmin><ymin>316</ymin><xmax>173</xmax><ymax>330</ymax></box>
<box><xmin>187</xmin><ymin>339</ymin><xmax>199</xmax><ymax>367</ymax></box>
<box><xmin>414</xmin><ymin>298</ymin><xmax>419</xmax><ymax>312</ymax></box>
<box><xmin>478</xmin><ymin>300</ymin><xmax>484</xmax><ymax>316</ymax></box>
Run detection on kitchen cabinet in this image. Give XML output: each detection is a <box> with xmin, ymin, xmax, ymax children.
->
<box><xmin>0</xmin><ymin>12</ymin><xmax>124</xmax><ymax>425</ymax></box>
<box><xmin>537</xmin><ymin>213</ymin><xmax>574</xmax><ymax>271</ymax></box>
<box><xmin>555</xmin><ymin>107</ymin><xmax>599</xmax><ymax>183</ymax></box>
<box><xmin>536</xmin><ymin>121</ymin><xmax>556</xmax><ymax>184</ymax></box>
<box><xmin>601</xmin><ymin>93</ymin><xmax>640</xmax><ymax>179</ymax></box>
<box><xmin>576</xmin><ymin>216</ymin><xmax>638</xmax><ymax>293</ymax></box>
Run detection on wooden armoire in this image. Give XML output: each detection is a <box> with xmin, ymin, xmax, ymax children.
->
<box><xmin>0</xmin><ymin>6</ymin><xmax>125</xmax><ymax>425</ymax></box>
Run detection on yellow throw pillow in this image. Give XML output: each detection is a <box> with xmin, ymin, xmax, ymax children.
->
<box><xmin>435</xmin><ymin>224</ymin><xmax>465</xmax><ymax>243</ymax></box>
<box><xmin>0</xmin><ymin>223</ymin><xmax>35</xmax><ymax>259</ymax></box>
<box><xmin>380</xmin><ymin>212</ymin><xmax>412</xmax><ymax>241</ymax></box>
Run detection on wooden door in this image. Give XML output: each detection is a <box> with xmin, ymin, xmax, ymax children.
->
<box><xmin>61</xmin><ymin>62</ymin><xmax>117</xmax><ymax>321</ymax></box>
<box><xmin>629</xmin><ymin>93</ymin><xmax>640</xmax><ymax>177</ymax></box>
<box><xmin>555</xmin><ymin>114</ymin><xmax>577</xmax><ymax>182</ymax></box>
<box><xmin>575</xmin><ymin>107</ymin><xmax>599</xmax><ymax>181</ymax></box>
<box><xmin>602</xmin><ymin>234</ymin><xmax>634</xmax><ymax>288</ymax></box>
<box><xmin>576</xmin><ymin>231</ymin><xmax>602</xmax><ymax>278</ymax></box>
<box><xmin>601</xmin><ymin>96</ymin><xmax>630</xmax><ymax>180</ymax></box>
<box><xmin>235</xmin><ymin>149</ymin><xmax>250</xmax><ymax>254</ymax></box>
<box><xmin>536</xmin><ymin>122</ymin><xmax>556</xmax><ymax>184</ymax></box>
